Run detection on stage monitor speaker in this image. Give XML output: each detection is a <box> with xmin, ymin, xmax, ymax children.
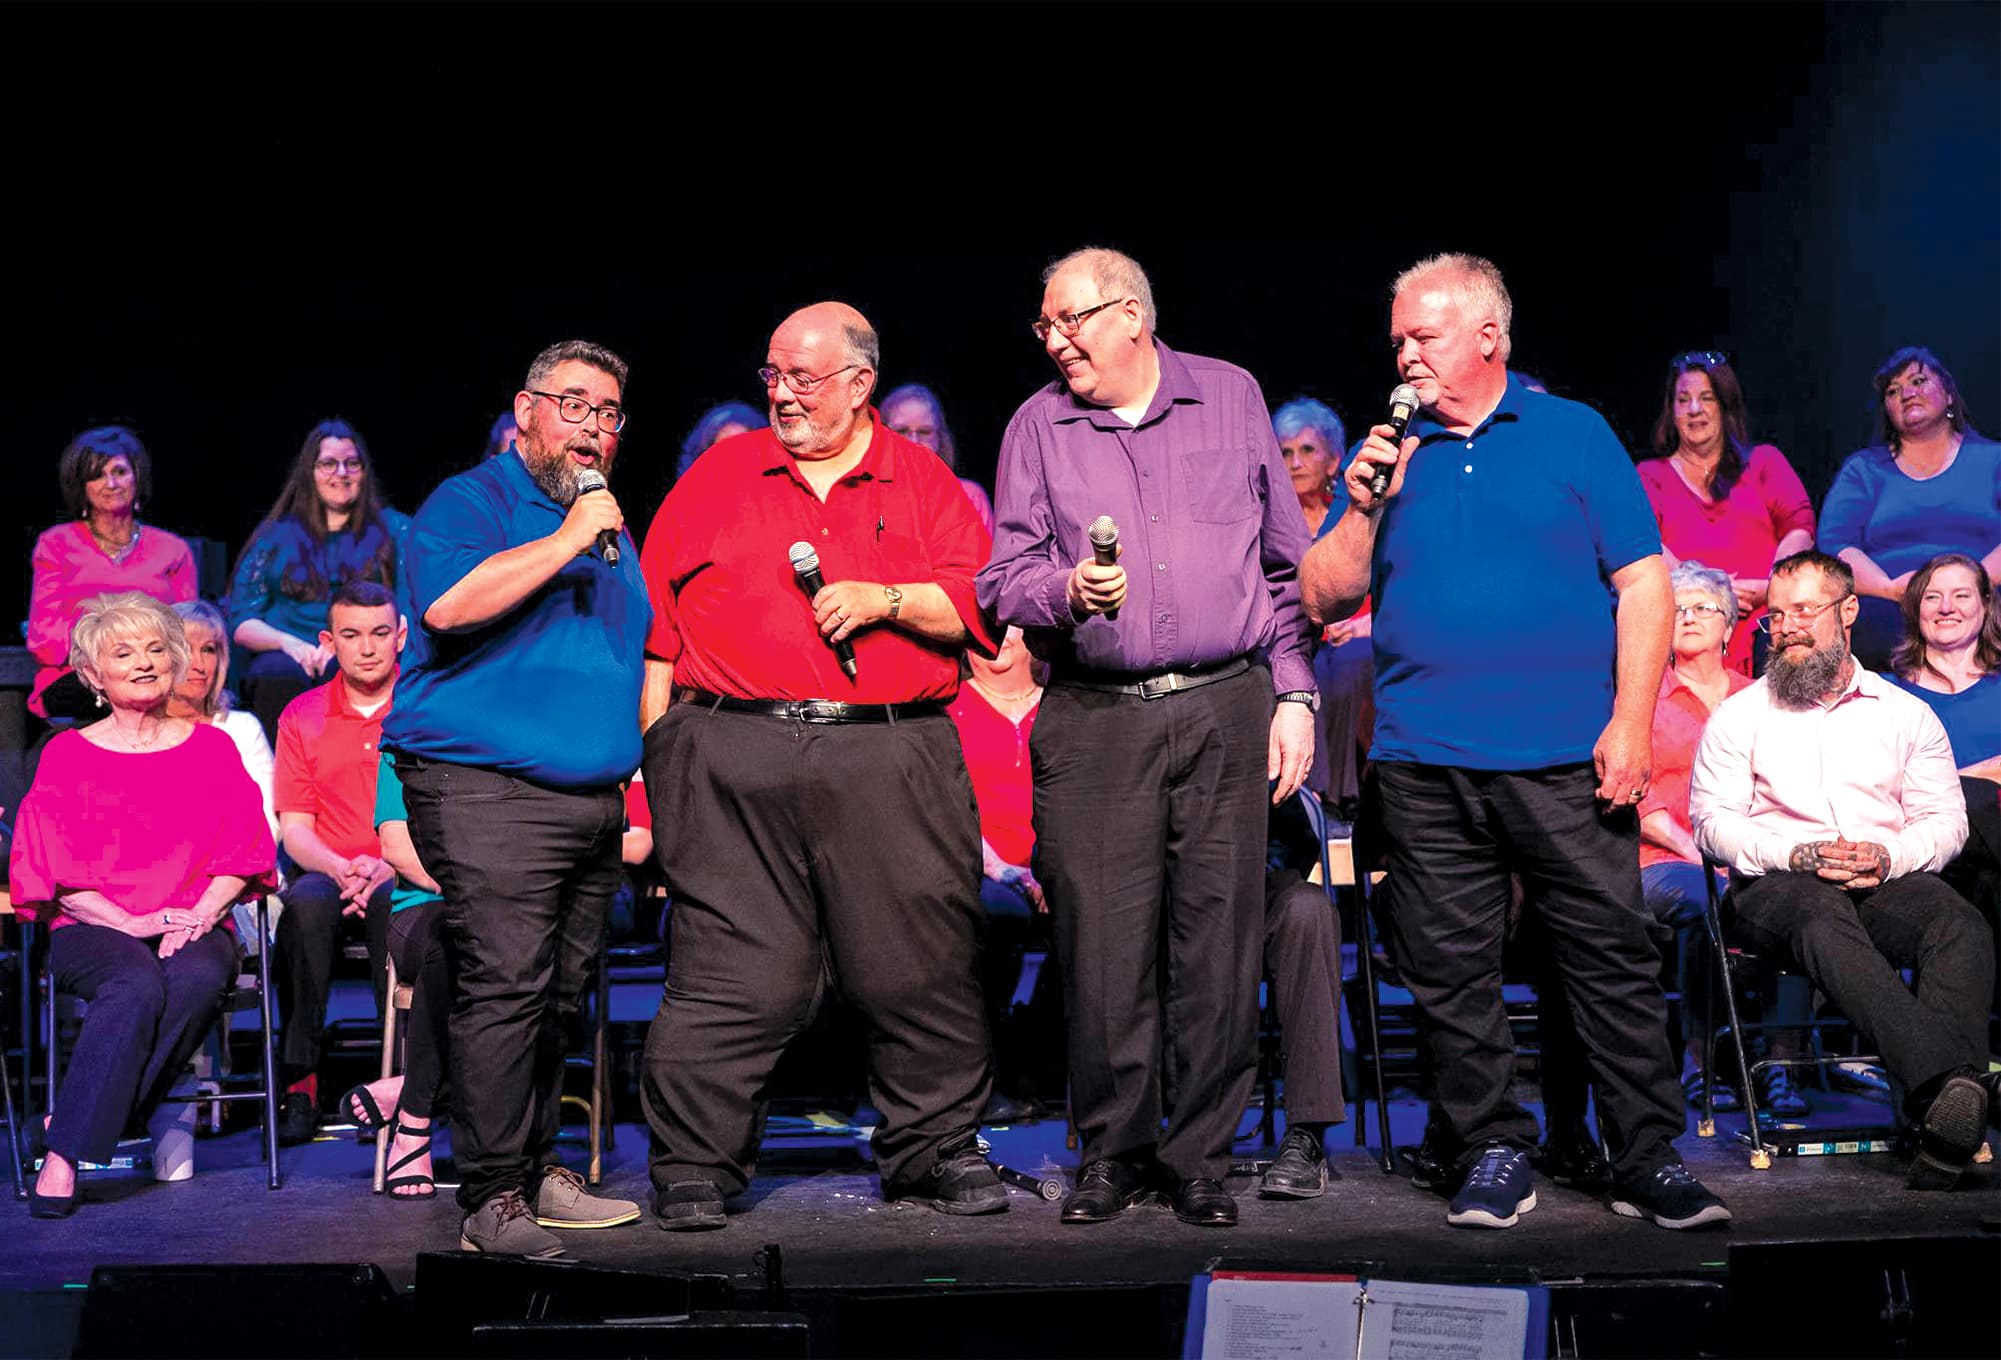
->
<box><xmin>470</xmin><ymin>1311</ymin><xmax>810</xmax><ymax>1359</ymax></box>
<box><xmin>1728</xmin><ymin>1235</ymin><xmax>2001</xmax><ymax>1359</ymax></box>
<box><xmin>834</xmin><ymin>1283</ymin><xmax>1188</xmax><ymax>1359</ymax></box>
<box><xmin>413</xmin><ymin>1251</ymin><xmax>733</xmax><ymax>1357</ymax></box>
<box><xmin>1546</xmin><ymin>1278</ymin><xmax>1726</xmax><ymax>1358</ymax></box>
<box><xmin>73</xmin><ymin>1263</ymin><xmax>399</xmax><ymax>1359</ymax></box>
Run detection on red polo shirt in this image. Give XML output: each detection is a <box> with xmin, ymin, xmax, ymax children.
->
<box><xmin>273</xmin><ymin>671</ymin><xmax>393</xmax><ymax>861</ymax></box>
<box><xmin>946</xmin><ymin>686</ymin><xmax>1039</xmax><ymax>866</ymax></box>
<box><xmin>641</xmin><ymin>413</ymin><xmax>998</xmax><ymax>703</ymax></box>
<box><xmin>1637</xmin><ymin>665</ymin><xmax>1752</xmax><ymax>870</ymax></box>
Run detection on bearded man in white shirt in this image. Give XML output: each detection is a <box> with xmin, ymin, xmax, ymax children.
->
<box><xmin>1690</xmin><ymin>550</ymin><xmax>1995</xmax><ymax>1190</ymax></box>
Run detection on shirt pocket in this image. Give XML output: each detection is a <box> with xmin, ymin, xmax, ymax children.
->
<box><xmin>1177</xmin><ymin>448</ymin><xmax>1256</xmax><ymax>525</ymax></box>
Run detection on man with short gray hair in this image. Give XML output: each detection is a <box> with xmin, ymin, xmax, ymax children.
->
<box><xmin>979</xmin><ymin>247</ymin><xmax>1316</xmax><ymax>1228</ymax></box>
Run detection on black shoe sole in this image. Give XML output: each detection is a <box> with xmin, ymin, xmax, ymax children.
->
<box><xmin>1060</xmin><ymin>1191</ymin><xmax>1148</xmax><ymax>1224</ymax></box>
<box><xmin>1174</xmin><ymin>1207</ymin><xmax>1239</xmax><ymax>1226</ymax></box>
<box><xmin>1258</xmin><ymin>1170</ymin><xmax>1328</xmax><ymax>1199</ymax></box>
<box><xmin>656</xmin><ymin>1208</ymin><xmax>727</xmax><ymax>1231</ymax></box>
<box><xmin>1909</xmin><ymin>1077</ymin><xmax>1987</xmax><ymax>1191</ymax></box>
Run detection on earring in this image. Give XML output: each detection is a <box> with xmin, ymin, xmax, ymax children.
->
<box><xmin>94</xmin><ymin>690</ymin><xmax>105</xmax><ymax>709</ymax></box>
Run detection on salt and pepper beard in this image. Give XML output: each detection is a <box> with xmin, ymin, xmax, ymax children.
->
<box><xmin>1765</xmin><ymin>628</ymin><xmax>1852</xmax><ymax>709</ymax></box>
<box><xmin>518</xmin><ymin>428</ymin><xmax>600</xmax><ymax>507</ymax></box>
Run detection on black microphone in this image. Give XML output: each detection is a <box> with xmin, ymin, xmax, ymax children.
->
<box><xmin>788</xmin><ymin>541</ymin><xmax>858</xmax><ymax>679</ymax></box>
<box><xmin>1368</xmin><ymin>383</ymin><xmax>1422</xmax><ymax>499</ymax></box>
<box><xmin>1087</xmin><ymin>515</ymin><xmax>1121</xmax><ymax>621</ymax></box>
<box><xmin>575</xmin><ymin>469</ymin><xmax>620</xmax><ymax>566</ymax></box>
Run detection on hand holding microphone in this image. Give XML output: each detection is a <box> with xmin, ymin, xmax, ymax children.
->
<box><xmin>1067</xmin><ymin>515</ymin><xmax>1127</xmax><ymax>620</ymax></box>
<box><xmin>1347</xmin><ymin>383</ymin><xmax>1421</xmax><ymax>512</ymax></box>
<box><xmin>790</xmin><ymin>542</ymin><xmax>859</xmax><ymax>678</ymax></box>
<box><xmin>566</xmin><ymin>469</ymin><xmax>625</xmax><ymax>563</ymax></box>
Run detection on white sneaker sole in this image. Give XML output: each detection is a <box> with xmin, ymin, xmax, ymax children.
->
<box><xmin>535</xmin><ymin>1207</ymin><xmax>642</xmax><ymax>1229</ymax></box>
<box><xmin>1447</xmin><ymin>1190</ymin><xmax>1535</xmax><ymax>1228</ymax></box>
<box><xmin>1609</xmin><ymin>1198</ymin><xmax>1733</xmax><ymax>1229</ymax></box>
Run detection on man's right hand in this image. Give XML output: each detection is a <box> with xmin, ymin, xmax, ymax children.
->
<box><xmin>1067</xmin><ymin>543</ymin><xmax>1126</xmax><ymax>619</ymax></box>
<box><xmin>283</xmin><ymin>635</ymin><xmax>334</xmax><ymax>678</ymax></box>
<box><xmin>556</xmin><ymin>486</ymin><xmax>625</xmax><ymax>557</ymax></box>
<box><xmin>1343</xmin><ymin>426</ymin><xmax>1420</xmax><ymax>513</ymax></box>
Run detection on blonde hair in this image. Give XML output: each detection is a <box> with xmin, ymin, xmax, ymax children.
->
<box><xmin>68</xmin><ymin>591</ymin><xmax>189</xmax><ymax>695</ymax></box>
<box><xmin>171</xmin><ymin>598</ymin><xmax>235</xmax><ymax>718</ymax></box>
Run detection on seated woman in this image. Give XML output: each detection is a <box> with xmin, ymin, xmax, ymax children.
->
<box><xmin>1820</xmin><ymin>346</ymin><xmax>2001</xmax><ymax>669</ymax></box>
<box><xmin>9</xmin><ymin>592</ymin><xmax>275</xmax><ymax>1217</ymax></box>
<box><xmin>169</xmin><ymin>600</ymin><xmax>278</xmax><ymax>848</ymax></box>
<box><xmin>27</xmin><ymin>426</ymin><xmax>197</xmax><ymax>720</ymax></box>
<box><xmin>335</xmin><ymin>751</ymin><xmax>449</xmax><ymax>1199</ymax></box>
<box><xmin>1885</xmin><ymin>553</ymin><xmax>2001</xmax><ymax>1012</ymax></box>
<box><xmin>228</xmin><ymin>419</ymin><xmax>408</xmax><ymax>738</ymax></box>
<box><xmin>1636</xmin><ymin>352</ymin><xmax>1815</xmax><ymax>673</ymax></box>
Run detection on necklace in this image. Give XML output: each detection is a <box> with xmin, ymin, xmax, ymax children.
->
<box><xmin>89</xmin><ymin>520</ymin><xmax>140</xmax><ymax>561</ymax></box>
<box><xmin>967</xmin><ymin>675</ymin><xmax>1040</xmax><ymax>708</ymax></box>
<box><xmin>1671</xmin><ymin>449</ymin><xmax>1720</xmax><ymax>499</ymax></box>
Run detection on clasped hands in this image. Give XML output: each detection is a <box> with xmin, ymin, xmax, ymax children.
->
<box><xmin>337</xmin><ymin>854</ymin><xmax>394</xmax><ymax>917</ymax></box>
<box><xmin>1789</xmin><ymin>839</ymin><xmax>1892</xmax><ymax>891</ymax></box>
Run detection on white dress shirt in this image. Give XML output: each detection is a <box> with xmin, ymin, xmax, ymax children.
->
<box><xmin>1690</xmin><ymin>660</ymin><xmax>1967</xmax><ymax>879</ymax></box>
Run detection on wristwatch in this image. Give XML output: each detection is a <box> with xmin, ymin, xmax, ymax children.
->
<box><xmin>1277</xmin><ymin>689</ymin><xmax>1320</xmax><ymax>712</ymax></box>
<box><xmin>883</xmin><ymin>585</ymin><xmax>903</xmax><ymax>620</ymax></box>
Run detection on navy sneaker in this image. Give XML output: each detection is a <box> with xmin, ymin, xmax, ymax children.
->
<box><xmin>1446</xmin><ymin>1145</ymin><xmax>1536</xmax><ymax>1229</ymax></box>
<box><xmin>1608</xmin><ymin>1162</ymin><xmax>1732</xmax><ymax>1229</ymax></box>
<box><xmin>1757</xmin><ymin>1065</ymin><xmax>1812</xmax><ymax>1120</ymax></box>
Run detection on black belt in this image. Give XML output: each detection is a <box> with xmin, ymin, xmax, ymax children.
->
<box><xmin>676</xmin><ymin>687</ymin><xmax>945</xmax><ymax>724</ymax></box>
<box><xmin>1051</xmin><ymin>655</ymin><xmax>1252</xmax><ymax>700</ymax></box>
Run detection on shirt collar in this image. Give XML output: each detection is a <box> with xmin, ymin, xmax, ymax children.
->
<box><xmin>1411</xmin><ymin>370</ymin><xmax>1528</xmax><ymax>443</ymax></box>
<box><xmin>1051</xmin><ymin>340</ymin><xmax>1205</xmax><ymax>430</ymax></box>
<box><xmin>756</xmin><ymin>408</ymin><xmax>899</xmax><ymax>484</ymax></box>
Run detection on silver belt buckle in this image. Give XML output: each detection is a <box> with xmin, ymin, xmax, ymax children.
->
<box><xmin>799</xmin><ymin>701</ymin><xmax>843</xmax><ymax>723</ymax></box>
<box><xmin>1137</xmin><ymin>672</ymin><xmax>1182</xmax><ymax>700</ymax></box>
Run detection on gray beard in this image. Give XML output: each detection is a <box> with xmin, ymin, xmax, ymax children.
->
<box><xmin>521</xmin><ymin>443</ymin><xmax>581</xmax><ymax>506</ymax></box>
<box><xmin>1766</xmin><ymin>638</ymin><xmax>1850</xmax><ymax>709</ymax></box>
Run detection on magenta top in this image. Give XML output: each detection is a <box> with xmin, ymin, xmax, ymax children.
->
<box><xmin>1637</xmin><ymin>444</ymin><xmax>1815</xmax><ymax>671</ymax></box>
<box><xmin>7</xmin><ymin>722</ymin><xmax>276</xmax><ymax>928</ymax></box>
<box><xmin>26</xmin><ymin>521</ymin><xmax>198</xmax><ymax>716</ymax></box>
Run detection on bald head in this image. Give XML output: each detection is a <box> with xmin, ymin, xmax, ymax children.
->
<box><xmin>765</xmin><ymin>301</ymin><xmax>880</xmax><ymax>459</ymax></box>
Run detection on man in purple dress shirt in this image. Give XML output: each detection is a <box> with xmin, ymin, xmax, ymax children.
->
<box><xmin>977</xmin><ymin>247</ymin><xmax>1316</xmax><ymax>1228</ymax></box>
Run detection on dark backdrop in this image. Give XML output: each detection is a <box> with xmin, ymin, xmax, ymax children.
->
<box><xmin>8</xmin><ymin>3</ymin><xmax>1997</xmax><ymax>623</ymax></box>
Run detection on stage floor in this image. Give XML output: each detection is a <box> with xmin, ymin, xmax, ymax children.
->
<box><xmin>5</xmin><ymin>1096</ymin><xmax>1996</xmax><ymax>1299</ymax></box>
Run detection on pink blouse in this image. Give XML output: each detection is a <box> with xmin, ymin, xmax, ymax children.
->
<box><xmin>26</xmin><ymin>522</ymin><xmax>198</xmax><ymax>716</ymax></box>
<box><xmin>7</xmin><ymin>722</ymin><xmax>276</xmax><ymax>928</ymax></box>
<box><xmin>1637</xmin><ymin>444</ymin><xmax>1814</xmax><ymax>672</ymax></box>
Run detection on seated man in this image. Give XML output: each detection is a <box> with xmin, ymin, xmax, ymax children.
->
<box><xmin>270</xmin><ymin>580</ymin><xmax>406</xmax><ymax>1144</ymax></box>
<box><xmin>1691</xmin><ymin>550</ymin><xmax>1995</xmax><ymax>1188</ymax></box>
<box><xmin>1257</xmin><ymin>794</ymin><xmax>1346</xmax><ymax>1199</ymax></box>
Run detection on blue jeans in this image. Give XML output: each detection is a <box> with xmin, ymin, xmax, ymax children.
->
<box><xmin>1642</xmin><ymin>861</ymin><xmax>1715</xmax><ymax>1049</ymax></box>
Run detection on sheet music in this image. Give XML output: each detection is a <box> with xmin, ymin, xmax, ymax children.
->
<box><xmin>1357</xmin><ymin>1279</ymin><xmax>1530</xmax><ymax>1360</ymax></box>
<box><xmin>1201</xmin><ymin>1278</ymin><xmax>1363</xmax><ymax>1359</ymax></box>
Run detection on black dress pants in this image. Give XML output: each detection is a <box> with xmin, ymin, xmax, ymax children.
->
<box><xmin>397</xmin><ymin>758</ymin><xmax>623</xmax><ymax>1213</ymax></box>
<box><xmin>1729</xmin><ymin>870</ymin><xmax>1991</xmax><ymax>1100</ymax></box>
<box><xmin>46</xmin><ymin>924</ymin><xmax>238</xmax><ymax>1166</ymax></box>
<box><xmin>274</xmin><ymin>871</ymin><xmax>393</xmax><ymax>1082</ymax></box>
<box><xmin>641</xmin><ymin>704</ymin><xmax>992</xmax><ymax>1200</ymax></box>
<box><xmin>1032</xmin><ymin>665</ymin><xmax>1272</xmax><ymax>1183</ymax></box>
<box><xmin>1374</xmin><ymin>761</ymin><xmax>1686</xmax><ymax>1182</ymax></box>
<box><xmin>387</xmin><ymin>900</ymin><xmax>451</xmax><ymax>1121</ymax></box>
<box><xmin>1264</xmin><ymin>870</ymin><xmax>1346</xmax><ymax>1125</ymax></box>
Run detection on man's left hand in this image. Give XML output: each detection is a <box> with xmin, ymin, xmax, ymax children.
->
<box><xmin>813</xmin><ymin>581</ymin><xmax>889</xmax><ymax>645</ymax></box>
<box><xmin>1593</xmin><ymin>716</ymin><xmax>1652</xmax><ymax>808</ymax></box>
<box><xmin>1269</xmin><ymin>701</ymin><xmax>1315</xmax><ymax>804</ymax></box>
<box><xmin>1820</xmin><ymin>838</ymin><xmax>1892</xmax><ymax>891</ymax></box>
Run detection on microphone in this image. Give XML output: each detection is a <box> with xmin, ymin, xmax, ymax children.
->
<box><xmin>575</xmin><ymin>469</ymin><xmax>620</xmax><ymax>566</ymax></box>
<box><xmin>1368</xmin><ymin>383</ymin><xmax>1422</xmax><ymax>498</ymax></box>
<box><xmin>788</xmin><ymin>541</ymin><xmax>858</xmax><ymax>679</ymax></box>
<box><xmin>1087</xmin><ymin>515</ymin><xmax>1121</xmax><ymax>622</ymax></box>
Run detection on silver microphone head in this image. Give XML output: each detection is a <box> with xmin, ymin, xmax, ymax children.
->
<box><xmin>1087</xmin><ymin>514</ymin><xmax>1120</xmax><ymax>550</ymax></box>
<box><xmin>575</xmin><ymin>469</ymin><xmax>608</xmax><ymax>494</ymax></box>
<box><xmin>787</xmin><ymin>540</ymin><xmax>820</xmax><ymax>576</ymax></box>
<box><xmin>1389</xmin><ymin>383</ymin><xmax>1420</xmax><ymax>420</ymax></box>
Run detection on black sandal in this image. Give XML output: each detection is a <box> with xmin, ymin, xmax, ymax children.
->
<box><xmin>341</xmin><ymin>1083</ymin><xmax>394</xmax><ymax>1134</ymax></box>
<box><xmin>383</xmin><ymin>1119</ymin><xmax>436</xmax><ymax>1200</ymax></box>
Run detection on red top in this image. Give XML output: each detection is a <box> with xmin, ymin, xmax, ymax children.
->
<box><xmin>625</xmin><ymin>772</ymin><xmax>651</xmax><ymax>832</ymax></box>
<box><xmin>642</xmin><ymin>413</ymin><xmax>998</xmax><ymax>703</ymax></box>
<box><xmin>946</xmin><ymin>685</ymin><xmax>1040</xmax><ymax>867</ymax></box>
<box><xmin>1637</xmin><ymin>445</ymin><xmax>1814</xmax><ymax>673</ymax></box>
<box><xmin>273</xmin><ymin>671</ymin><xmax>393</xmax><ymax>861</ymax></box>
<box><xmin>7</xmin><ymin>722</ymin><xmax>276</xmax><ymax>927</ymax></box>
<box><xmin>26</xmin><ymin>522</ymin><xmax>198</xmax><ymax>716</ymax></box>
<box><xmin>1637</xmin><ymin>666</ymin><xmax>1754</xmax><ymax>870</ymax></box>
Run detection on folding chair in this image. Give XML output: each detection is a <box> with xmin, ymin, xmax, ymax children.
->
<box><xmin>1299</xmin><ymin>790</ymin><xmax>1395</xmax><ymax>1174</ymax></box>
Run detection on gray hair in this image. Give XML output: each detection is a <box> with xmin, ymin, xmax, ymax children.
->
<box><xmin>524</xmin><ymin>339</ymin><xmax>629</xmax><ymax>392</ymax></box>
<box><xmin>1043</xmin><ymin>247</ymin><xmax>1158</xmax><ymax>334</ymax></box>
<box><xmin>1670</xmin><ymin>560</ymin><xmax>1740</xmax><ymax>636</ymax></box>
<box><xmin>171</xmin><ymin>598</ymin><xmax>235</xmax><ymax>718</ymax></box>
<box><xmin>1272</xmin><ymin>397</ymin><xmax>1347</xmax><ymax>452</ymax></box>
<box><xmin>1391</xmin><ymin>253</ymin><xmax>1513</xmax><ymax>362</ymax></box>
<box><xmin>841</xmin><ymin>318</ymin><xmax>881</xmax><ymax>375</ymax></box>
<box><xmin>69</xmin><ymin>591</ymin><xmax>189</xmax><ymax>692</ymax></box>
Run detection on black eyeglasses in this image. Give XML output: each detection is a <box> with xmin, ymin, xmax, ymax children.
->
<box><xmin>528</xmin><ymin>390</ymin><xmax>627</xmax><ymax>434</ymax></box>
<box><xmin>1031</xmin><ymin>297</ymin><xmax>1130</xmax><ymax>343</ymax></box>
<box><xmin>1672</xmin><ymin>350</ymin><xmax>1730</xmax><ymax>371</ymax></box>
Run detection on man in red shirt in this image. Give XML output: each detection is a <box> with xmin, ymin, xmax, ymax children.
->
<box><xmin>638</xmin><ymin>302</ymin><xmax>1005</xmax><ymax>1229</ymax></box>
<box><xmin>271</xmin><ymin>580</ymin><xmax>404</xmax><ymax>1144</ymax></box>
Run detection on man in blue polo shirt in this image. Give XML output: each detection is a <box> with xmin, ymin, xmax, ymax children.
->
<box><xmin>1302</xmin><ymin>254</ymin><xmax>1728</xmax><ymax>1232</ymax></box>
<box><xmin>385</xmin><ymin>339</ymin><xmax>650</xmax><ymax>1258</ymax></box>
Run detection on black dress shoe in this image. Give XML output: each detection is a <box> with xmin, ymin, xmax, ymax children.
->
<box><xmin>1529</xmin><ymin>1122</ymin><xmax>1612</xmax><ymax>1191</ymax></box>
<box><xmin>1173</xmin><ymin>1177</ymin><xmax>1237</xmax><ymax>1227</ymax></box>
<box><xmin>29</xmin><ymin>1185</ymin><xmax>78</xmax><ymax>1220</ymax></box>
<box><xmin>1259</xmin><ymin>1127</ymin><xmax>1330</xmax><ymax>1199</ymax></box>
<box><xmin>277</xmin><ymin>1092</ymin><xmax>321</xmax><ymax>1147</ymax></box>
<box><xmin>1061</xmin><ymin>1157</ymin><xmax>1150</xmax><ymax>1224</ymax></box>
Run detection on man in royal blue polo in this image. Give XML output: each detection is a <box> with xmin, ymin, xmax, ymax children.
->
<box><xmin>385</xmin><ymin>339</ymin><xmax>650</xmax><ymax>1258</ymax></box>
<box><xmin>1301</xmin><ymin>254</ymin><xmax>1729</xmax><ymax>1232</ymax></box>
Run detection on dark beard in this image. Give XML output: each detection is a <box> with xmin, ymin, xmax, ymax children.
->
<box><xmin>1766</xmin><ymin>636</ymin><xmax>1850</xmax><ymax>708</ymax></box>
